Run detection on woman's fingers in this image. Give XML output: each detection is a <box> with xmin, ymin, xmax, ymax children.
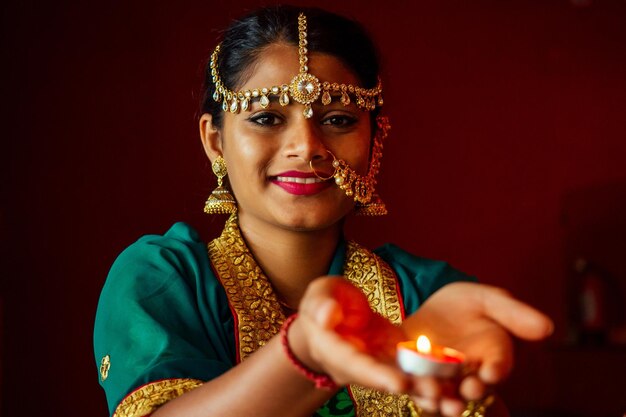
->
<box><xmin>411</xmin><ymin>397</ymin><xmax>439</xmax><ymax>414</ymax></box>
<box><xmin>411</xmin><ymin>396</ymin><xmax>465</xmax><ymax>417</ymax></box>
<box><xmin>410</xmin><ymin>376</ymin><xmax>441</xmax><ymax>399</ymax></box>
<box><xmin>467</xmin><ymin>332</ymin><xmax>514</xmax><ymax>384</ymax></box>
<box><xmin>298</xmin><ymin>278</ymin><xmax>408</xmax><ymax>392</ymax></box>
<box><xmin>478</xmin><ymin>285</ymin><xmax>554</xmax><ymax>341</ymax></box>
<box><xmin>420</xmin><ymin>282</ymin><xmax>553</xmax><ymax>342</ymax></box>
<box><xmin>459</xmin><ymin>375</ymin><xmax>486</xmax><ymax>400</ymax></box>
<box><xmin>438</xmin><ymin>397</ymin><xmax>466</xmax><ymax>417</ymax></box>
<box><xmin>312</xmin><ymin>298</ymin><xmax>343</xmax><ymax>330</ymax></box>
<box><xmin>310</xmin><ymin>326</ymin><xmax>409</xmax><ymax>392</ymax></box>
<box><xmin>300</xmin><ymin>277</ymin><xmax>365</xmax><ymax>327</ymax></box>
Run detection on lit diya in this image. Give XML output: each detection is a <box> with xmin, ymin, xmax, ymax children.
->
<box><xmin>397</xmin><ymin>335</ymin><xmax>466</xmax><ymax>378</ymax></box>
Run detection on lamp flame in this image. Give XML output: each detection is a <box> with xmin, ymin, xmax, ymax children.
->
<box><xmin>416</xmin><ymin>335</ymin><xmax>431</xmax><ymax>354</ymax></box>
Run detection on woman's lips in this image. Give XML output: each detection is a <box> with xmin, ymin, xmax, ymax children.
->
<box><xmin>270</xmin><ymin>170</ymin><xmax>334</xmax><ymax>196</ymax></box>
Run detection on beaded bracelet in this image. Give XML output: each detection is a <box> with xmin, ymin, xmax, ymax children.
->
<box><xmin>280</xmin><ymin>314</ymin><xmax>338</xmax><ymax>390</ymax></box>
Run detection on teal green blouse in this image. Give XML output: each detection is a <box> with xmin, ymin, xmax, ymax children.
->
<box><xmin>94</xmin><ymin>222</ymin><xmax>474</xmax><ymax>416</ymax></box>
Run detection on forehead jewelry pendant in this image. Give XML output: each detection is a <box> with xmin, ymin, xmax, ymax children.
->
<box><xmin>210</xmin><ymin>12</ymin><xmax>383</xmax><ymax>119</ymax></box>
<box><xmin>289</xmin><ymin>13</ymin><xmax>321</xmax><ymax>119</ymax></box>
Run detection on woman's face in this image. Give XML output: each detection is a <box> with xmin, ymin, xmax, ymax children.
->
<box><xmin>217</xmin><ymin>43</ymin><xmax>371</xmax><ymax>232</ymax></box>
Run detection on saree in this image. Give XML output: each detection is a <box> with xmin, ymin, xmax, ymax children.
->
<box><xmin>94</xmin><ymin>216</ymin><xmax>474</xmax><ymax>416</ymax></box>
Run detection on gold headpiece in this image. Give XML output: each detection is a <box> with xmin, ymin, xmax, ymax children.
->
<box><xmin>210</xmin><ymin>13</ymin><xmax>383</xmax><ymax>118</ymax></box>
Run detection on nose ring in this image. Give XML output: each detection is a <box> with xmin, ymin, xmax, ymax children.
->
<box><xmin>309</xmin><ymin>150</ymin><xmax>338</xmax><ymax>181</ymax></box>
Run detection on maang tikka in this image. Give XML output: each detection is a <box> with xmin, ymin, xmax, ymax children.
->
<box><xmin>204</xmin><ymin>156</ymin><xmax>237</xmax><ymax>214</ymax></box>
<box><xmin>209</xmin><ymin>12</ymin><xmax>388</xmax><ymax>216</ymax></box>
<box><xmin>210</xmin><ymin>13</ymin><xmax>383</xmax><ymax>119</ymax></box>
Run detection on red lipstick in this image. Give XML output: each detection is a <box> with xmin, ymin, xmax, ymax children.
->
<box><xmin>270</xmin><ymin>170</ymin><xmax>333</xmax><ymax>196</ymax></box>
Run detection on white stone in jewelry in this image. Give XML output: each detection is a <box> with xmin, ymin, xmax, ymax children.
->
<box><xmin>299</xmin><ymin>80</ymin><xmax>315</xmax><ymax>94</ymax></box>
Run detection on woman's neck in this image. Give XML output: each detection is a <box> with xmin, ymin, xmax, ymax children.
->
<box><xmin>237</xmin><ymin>213</ymin><xmax>342</xmax><ymax>310</ymax></box>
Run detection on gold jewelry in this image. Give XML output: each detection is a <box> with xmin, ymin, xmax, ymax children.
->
<box><xmin>210</xmin><ymin>13</ymin><xmax>383</xmax><ymax>119</ymax></box>
<box><xmin>204</xmin><ymin>156</ymin><xmax>237</xmax><ymax>214</ymax></box>
<box><xmin>308</xmin><ymin>155</ymin><xmax>335</xmax><ymax>181</ymax></box>
<box><xmin>462</xmin><ymin>395</ymin><xmax>495</xmax><ymax>417</ymax></box>
<box><xmin>309</xmin><ymin>116</ymin><xmax>389</xmax><ymax>216</ymax></box>
<box><xmin>99</xmin><ymin>355</ymin><xmax>110</xmax><ymax>382</ymax></box>
<box><xmin>354</xmin><ymin>194</ymin><xmax>388</xmax><ymax>216</ymax></box>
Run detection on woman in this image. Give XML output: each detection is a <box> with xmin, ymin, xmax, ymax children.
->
<box><xmin>94</xmin><ymin>6</ymin><xmax>552</xmax><ymax>417</ymax></box>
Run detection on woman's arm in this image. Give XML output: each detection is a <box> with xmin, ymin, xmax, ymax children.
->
<box><xmin>151</xmin><ymin>327</ymin><xmax>335</xmax><ymax>417</ymax></box>
<box><xmin>152</xmin><ymin>278</ymin><xmax>552</xmax><ymax>417</ymax></box>
<box><xmin>151</xmin><ymin>279</ymin><xmax>409</xmax><ymax>417</ymax></box>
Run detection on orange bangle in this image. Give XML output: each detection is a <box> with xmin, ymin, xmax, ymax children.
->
<box><xmin>280</xmin><ymin>314</ymin><xmax>338</xmax><ymax>390</ymax></box>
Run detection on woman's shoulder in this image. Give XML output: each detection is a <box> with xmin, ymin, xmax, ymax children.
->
<box><xmin>121</xmin><ymin>221</ymin><xmax>203</xmax><ymax>255</ymax></box>
<box><xmin>103</xmin><ymin>222</ymin><xmax>211</xmax><ymax>298</ymax></box>
<box><xmin>115</xmin><ymin>221</ymin><xmax>204</xmax><ymax>263</ymax></box>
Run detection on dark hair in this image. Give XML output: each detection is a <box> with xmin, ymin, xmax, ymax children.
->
<box><xmin>200</xmin><ymin>5</ymin><xmax>380</xmax><ymax>128</ymax></box>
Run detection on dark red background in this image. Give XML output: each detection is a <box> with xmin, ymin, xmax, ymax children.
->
<box><xmin>3</xmin><ymin>0</ymin><xmax>626</xmax><ymax>416</ymax></box>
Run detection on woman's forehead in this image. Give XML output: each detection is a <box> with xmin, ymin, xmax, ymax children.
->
<box><xmin>239</xmin><ymin>43</ymin><xmax>361</xmax><ymax>92</ymax></box>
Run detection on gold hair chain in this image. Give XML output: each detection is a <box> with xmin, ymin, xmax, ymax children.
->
<box><xmin>210</xmin><ymin>13</ymin><xmax>383</xmax><ymax>118</ymax></box>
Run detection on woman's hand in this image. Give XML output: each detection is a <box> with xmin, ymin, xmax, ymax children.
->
<box><xmin>293</xmin><ymin>276</ymin><xmax>410</xmax><ymax>393</ymax></box>
<box><xmin>401</xmin><ymin>282</ymin><xmax>553</xmax><ymax>415</ymax></box>
<box><xmin>294</xmin><ymin>278</ymin><xmax>553</xmax><ymax>417</ymax></box>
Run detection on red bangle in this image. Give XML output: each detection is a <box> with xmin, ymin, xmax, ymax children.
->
<box><xmin>280</xmin><ymin>314</ymin><xmax>338</xmax><ymax>390</ymax></box>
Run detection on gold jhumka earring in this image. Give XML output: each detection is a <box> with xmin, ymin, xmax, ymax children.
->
<box><xmin>209</xmin><ymin>12</ymin><xmax>388</xmax><ymax>215</ymax></box>
<box><xmin>204</xmin><ymin>156</ymin><xmax>237</xmax><ymax>214</ymax></box>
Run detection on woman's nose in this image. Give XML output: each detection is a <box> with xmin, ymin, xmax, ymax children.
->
<box><xmin>283</xmin><ymin>120</ymin><xmax>328</xmax><ymax>162</ymax></box>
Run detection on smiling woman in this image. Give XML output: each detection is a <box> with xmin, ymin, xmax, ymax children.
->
<box><xmin>93</xmin><ymin>5</ymin><xmax>553</xmax><ymax>417</ymax></box>
<box><xmin>201</xmin><ymin>42</ymin><xmax>373</xmax><ymax>232</ymax></box>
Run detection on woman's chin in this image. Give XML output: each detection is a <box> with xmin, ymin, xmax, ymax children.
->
<box><xmin>269</xmin><ymin>204</ymin><xmax>352</xmax><ymax>232</ymax></box>
<box><xmin>273</xmin><ymin>214</ymin><xmax>344</xmax><ymax>233</ymax></box>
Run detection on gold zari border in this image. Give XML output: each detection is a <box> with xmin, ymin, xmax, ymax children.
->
<box><xmin>113</xmin><ymin>378</ymin><xmax>203</xmax><ymax>417</ymax></box>
<box><xmin>208</xmin><ymin>214</ymin><xmax>417</xmax><ymax>416</ymax></box>
<box><xmin>208</xmin><ymin>214</ymin><xmax>286</xmax><ymax>361</ymax></box>
<box><xmin>343</xmin><ymin>241</ymin><xmax>415</xmax><ymax>417</ymax></box>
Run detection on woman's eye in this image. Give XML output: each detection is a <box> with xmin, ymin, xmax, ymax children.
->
<box><xmin>249</xmin><ymin>113</ymin><xmax>282</xmax><ymax>126</ymax></box>
<box><xmin>321</xmin><ymin>115</ymin><xmax>358</xmax><ymax>127</ymax></box>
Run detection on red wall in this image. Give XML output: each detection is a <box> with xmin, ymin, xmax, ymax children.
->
<box><xmin>3</xmin><ymin>1</ymin><xmax>626</xmax><ymax>415</ymax></box>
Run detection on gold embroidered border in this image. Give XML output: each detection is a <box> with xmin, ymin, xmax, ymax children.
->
<box><xmin>208</xmin><ymin>215</ymin><xmax>415</xmax><ymax>416</ymax></box>
<box><xmin>344</xmin><ymin>241</ymin><xmax>415</xmax><ymax>417</ymax></box>
<box><xmin>344</xmin><ymin>241</ymin><xmax>402</xmax><ymax>325</ymax></box>
<box><xmin>208</xmin><ymin>214</ymin><xmax>286</xmax><ymax>361</ymax></box>
<box><xmin>113</xmin><ymin>378</ymin><xmax>203</xmax><ymax>417</ymax></box>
